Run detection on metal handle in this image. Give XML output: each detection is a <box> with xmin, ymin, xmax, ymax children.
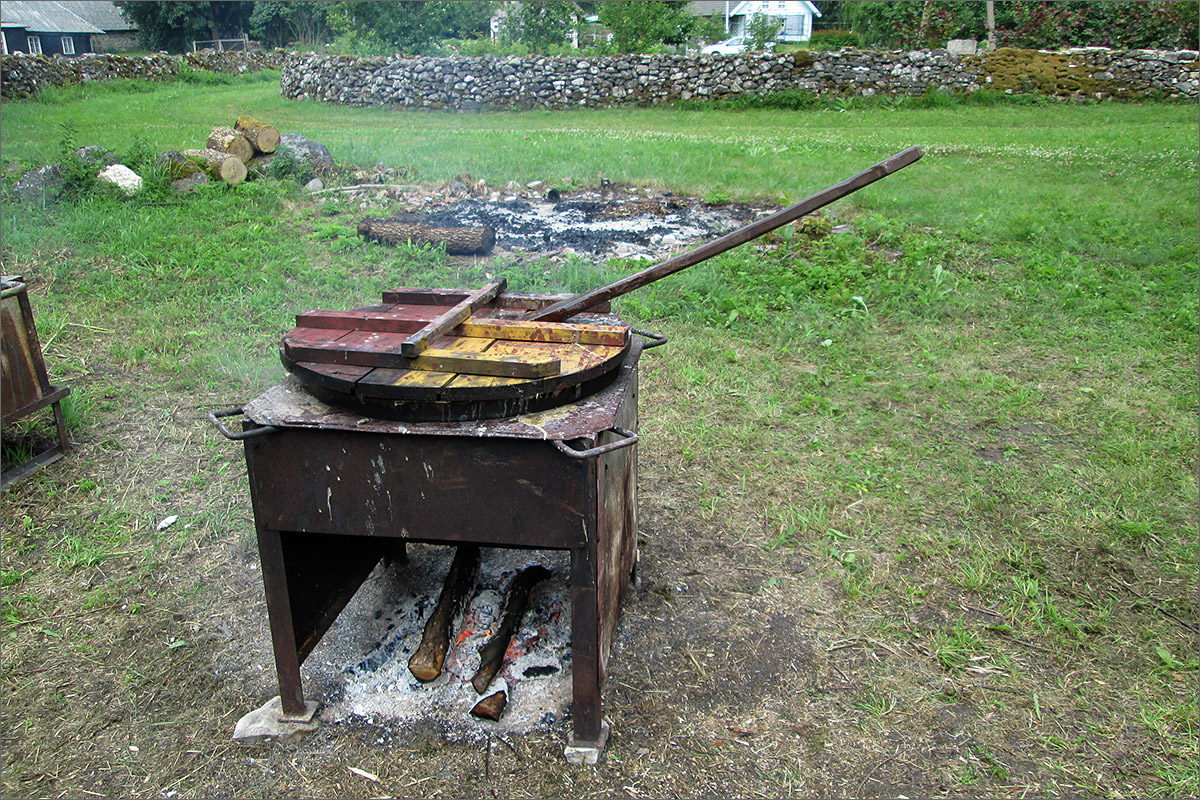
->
<box><xmin>208</xmin><ymin>407</ymin><xmax>278</xmax><ymax>440</ymax></box>
<box><xmin>631</xmin><ymin>328</ymin><xmax>668</xmax><ymax>349</ymax></box>
<box><xmin>552</xmin><ymin>426</ymin><xmax>638</xmax><ymax>459</ymax></box>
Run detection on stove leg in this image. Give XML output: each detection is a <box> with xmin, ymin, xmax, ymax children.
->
<box><xmin>256</xmin><ymin>527</ymin><xmax>309</xmax><ymax>719</ymax></box>
<box><xmin>383</xmin><ymin>538</ymin><xmax>408</xmax><ymax>566</ymax></box>
<box><xmin>568</xmin><ymin>544</ymin><xmax>607</xmax><ymax>760</ymax></box>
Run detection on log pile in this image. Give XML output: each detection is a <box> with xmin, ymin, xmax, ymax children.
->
<box><xmin>158</xmin><ymin>116</ymin><xmax>281</xmax><ymax>187</ymax></box>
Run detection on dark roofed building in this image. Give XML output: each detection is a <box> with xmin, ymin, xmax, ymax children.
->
<box><xmin>1</xmin><ymin>1</ymin><xmax>136</xmax><ymax>56</ymax></box>
<box><xmin>57</xmin><ymin>1</ymin><xmax>138</xmax><ymax>52</ymax></box>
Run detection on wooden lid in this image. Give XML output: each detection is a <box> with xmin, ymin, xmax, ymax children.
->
<box><xmin>280</xmin><ymin>287</ymin><xmax>631</xmax><ymax>422</ymax></box>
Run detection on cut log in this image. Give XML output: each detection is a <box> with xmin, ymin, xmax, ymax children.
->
<box><xmin>471</xmin><ymin>564</ymin><xmax>552</xmax><ymax>694</ymax></box>
<box><xmin>357</xmin><ymin>218</ymin><xmax>496</xmax><ymax>256</ymax></box>
<box><xmin>181</xmin><ymin>148</ymin><xmax>247</xmax><ymax>185</ymax></box>
<box><xmin>408</xmin><ymin>545</ymin><xmax>480</xmax><ymax>682</ymax></box>
<box><xmin>235</xmin><ymin>116</ymin><xmax>280</xmax><ymax>154</ymax></box>
<box><xmin>154</xmin><ymin>150</ymin><xmax>201</xmax><ymax>180</ymax></box>
<box><xmin>470</xmin><ymin>690</ymin><xmax>508</xmax><ymax>721</ymax></box>
<box><xmin>206</xmin><ymin>126</ymin><xmax>254</xmax><ymax>163</ymax></box>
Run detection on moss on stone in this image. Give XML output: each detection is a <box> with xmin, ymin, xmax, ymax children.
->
<box><xmin>791</xmin><ymin>51</ymin><xmax>814</xmax><ymax>70</ymax></box>
<box><xmin>983</xmin><ymin>47</ymin><xmax>1118</xmax><ymax>97</ymax></box>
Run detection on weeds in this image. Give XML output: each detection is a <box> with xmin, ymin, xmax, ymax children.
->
<box><xmin>931</xmin><ymin>623</ymin><xmax>988</xmax><ymax>671</ymax></box>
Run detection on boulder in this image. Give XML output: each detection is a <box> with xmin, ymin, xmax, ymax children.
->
<box><xmin>76</xmin><ymin>145</ymin><xmax>118</xmax><ymax>166</ymax></box>
<box><xmin>96</xmin><ymin>164</ymin><xmax>142</xmax><ymax>195</ymax></box>
<box><xmin>946</xmin><ymin>39</ymin><xmax>978</xmax><ymax>55</ymax></box>
<box><xmin>12</xmin><ymin>164</ymin><xmax>66</xmax><ymax>202</ymax></box>
<box><xmin>277</xmin><ymin>133</ymin><xmax>335</xmax><ymax>173</ymax></box>
<box><xmin>170</xmin><ymin>173</ymin><xmax>210</xmax><ymax>194</ymax></box>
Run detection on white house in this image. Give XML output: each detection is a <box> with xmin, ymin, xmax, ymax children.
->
<box><xmin>690</xmin><ymin>1</ymin><xmax>821</xmax><ymax>42</ymax></box>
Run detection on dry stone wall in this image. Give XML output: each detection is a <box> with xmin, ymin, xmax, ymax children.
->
<box><xmin>279</xmin><ymin>47</ymin><xmax>1198</xmax><ymax>109</ymax></box>
<box><xmin>0</xmin><ymin>50</ymin><xmax>286</xmax><ymax>99</ymax></box>
<box><xmin>3</xmin><ymin>47</ymin><xmax>1194</xmax><ymax>105</ymax></box>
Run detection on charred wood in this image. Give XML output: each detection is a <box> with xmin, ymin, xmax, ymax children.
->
<box><xmin>358</xmin><ymin>218</ymin><xmax>496</xmax><ymax>255</ymax></box>
<box><xmin>470</xmin><ymin>690</ymin><xmax>508</xmax><ymax>721</ymax></box>
<box><xmin>471</xmin><ymin>564</ymin><xmax>551</xmax><ymax>694</ymax></box>
<box><xmin>408</xmin><ymin>545</ymin><xmax>480</xmax><ymax>682</ymax></box>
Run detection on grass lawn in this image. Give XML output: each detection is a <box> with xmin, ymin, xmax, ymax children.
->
<box><xmin>1</xmin><ymin>74</ymin><xmax>1196</xmax><ymax>799</ymax></box>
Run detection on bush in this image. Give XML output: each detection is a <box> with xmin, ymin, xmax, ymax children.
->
<box><xmin>808</xmin><ymin>29</ymin><xmax>860</xmax><ymax>50</ymax></box>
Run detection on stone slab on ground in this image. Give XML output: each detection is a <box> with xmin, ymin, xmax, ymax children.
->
<box><xmin>564</xmin><ymin>719</ymin><xmax>611</xmax><ymax>766</ymax></box>
<box><xmin>232</xmin><ymin>696</ymin><xmax>320</xmax><ymax>744</ymax></box>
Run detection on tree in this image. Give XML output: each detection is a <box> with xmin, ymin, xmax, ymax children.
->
<box><xmin>114</xmin><ymin>2</ymin><xmax>254</xmax><ymax>52</ymax></box>
<box><xmin>249</xmin><ymin>2</ymin><xmax>332</xmax><ymax>49</ymax></box>
<box><xmin>745</xmin><ymin>12</ymin><xmax>783</xmax><ymax>50</ymax></box>
<box><xmin>501</xmin><ymin>1</ymin><xmax>580</xmax><ymax>52</ymax></box>
<box><xmin>596</xmin><ymin>1</ymin><xmax>694</xmax><ymax>53</ymax></box>
<box><xmin>841</xmin><ymin>2</ymin><xmax>1198</xmax><ymax>51</ymax></box>
<box><xmin>327</xmin><ymin>1</ymin><xmax>495</xmax><ymax>54</ymax></box>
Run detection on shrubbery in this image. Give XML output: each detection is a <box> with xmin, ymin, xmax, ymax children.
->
<box><xmin>807</xmin><ymin>30</ymin><xmax>861</xmax><ymax>51</ymax></box>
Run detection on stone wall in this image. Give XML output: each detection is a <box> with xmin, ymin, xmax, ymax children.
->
<box><xmin>279</xmin><ymin>47</ymin><xmax>1198</xmax><ymax>110</ymax></box>
<box><xmin>4</xmin><ymin>46</ymin><xmax>1194</xmax><ymax>106</ymax></box>
<box><xmin>0</xmin><ymin>50</ymin><xmax>286</xmax><ymax>99</ymax></box>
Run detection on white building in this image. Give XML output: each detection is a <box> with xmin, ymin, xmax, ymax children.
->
<box><xmin>689</xmin><ymin>1</ymin><xmax>822</xmax><ymax>41</ymax></box>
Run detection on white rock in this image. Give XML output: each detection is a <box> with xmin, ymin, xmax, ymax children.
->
<box><xmin>96</xmin><ymin>164</ymin><xmax>142</xmax><ymax>195</ymax></box>
<box><xmin>232</xmin><ymin>696</ymin><xmax>319</xmax><ymax>743</ymax></box>
<box><xmin>304</xmin><ymin>177</ymin><xmax>324</xmax><ymax>192</ymax></box>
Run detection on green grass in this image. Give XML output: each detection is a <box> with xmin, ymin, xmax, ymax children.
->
<box><xmin>1</xmin><ymin>77</ymin><xmax>1196</xmax><ymax>797</ymax></box>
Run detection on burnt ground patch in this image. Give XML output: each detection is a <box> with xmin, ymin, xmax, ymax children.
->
<box><xmin>420</xmin><ymin>196</ymin><xmax>758</xmax><ymax>258</ymax></box>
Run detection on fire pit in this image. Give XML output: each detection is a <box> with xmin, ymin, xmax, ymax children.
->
<box><xmin>212</xmin><ymin>147</ymin><xmax>921</xmax><ymax>761</ymax></box>
<box><xmin>216</xmin><ymin>301</ymin><xmax>644</xmax><ymax>761</ymax></box>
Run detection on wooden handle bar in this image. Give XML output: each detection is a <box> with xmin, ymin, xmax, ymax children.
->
<box><xmin>525</xmin><ymin>146</ymin><xmax>923</xmax><ymax>322</ymax></box>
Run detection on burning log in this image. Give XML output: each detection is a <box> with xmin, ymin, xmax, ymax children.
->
<box><xmin>235</xmin><ymin>116</ymin><xmax>280</xmax><ymax>154</ymax></box>
<box><xmin>358</xmin><ymin>218</ymin><xmax>496</xmax><ymax>255</ymax></box>
<box><xmin>206</xmin><ymin>126</ymin><xmax>254</xmax><ymax>163</ymax></box>
<box><xmin>470</xmin><ymin>689</ymin><xmax>508</xmax><ymax>721</ymax></box>
<box><xmin>408</xmin><ymin>545</ymin><xmax>480</xmax><ymax>682</ymax></box>
<box><xmin>471</xmin><ymin>564</ymin><xmax>551</xmax><ymax>694</ymax></box>
<box><xmin>181</xmin><ymin>148</ymin><xmax>248</xmax><ymax>185</ymax></box>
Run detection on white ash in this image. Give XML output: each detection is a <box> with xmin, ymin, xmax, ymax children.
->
<box><xmin>421</xmin><ymin>197</ymin><xmax>753</xmax><ymax>259</ymax></box>
<box><xmin>302</xmin><ymin>545</ymin><xmax>574</xmax><ymax>741</ymax></box>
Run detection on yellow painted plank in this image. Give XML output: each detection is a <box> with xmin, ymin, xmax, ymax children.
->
<box><xmin>446</xmin><ymin>373</ymin><xmax>528</xmax><ymax>389</ymax></box>
<box><xmin>361</xmin><ymin>336</ymin><xmax>497</xmax><ymax>387</ymax></box>
<box><xmin>412</xmin><ymin>348</ymin><xmax>560</xmax><ymax>378</ymax></box>
<box><xmin>484</xmin><ymin>341</ymin><xmax>620</xmax><ymax>375</ymax></box>
<box><xmin>458</xmin><ymin>319</ymin><xmax>628</xmax><ymax>347</ymax></box>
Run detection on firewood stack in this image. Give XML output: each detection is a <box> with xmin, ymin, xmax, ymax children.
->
<box><xmin>158</xmin><ymin>115</ymin><xmax>280</xmax><ymax>187</ymax></box>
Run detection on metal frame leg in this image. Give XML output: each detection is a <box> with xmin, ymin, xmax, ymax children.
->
<box><xmin>256</xmin><ymin>527</ymin><xmax>309</xmax><ymax>718</ymax></box>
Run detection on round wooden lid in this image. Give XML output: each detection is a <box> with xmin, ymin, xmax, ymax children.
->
<box><xmin>279</xmin><ymin>287</ymin><xmax>630</xmax><ymax>422</ymax></box>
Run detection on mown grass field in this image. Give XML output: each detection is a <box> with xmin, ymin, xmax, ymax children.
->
<box><xmin>1</xmin><ymin>74</ymin><xmax>1197</xmax><ymax>799</ymax></box>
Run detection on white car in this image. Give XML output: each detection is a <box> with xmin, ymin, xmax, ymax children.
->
<box><xmin>702</xmin><ymin>35</ymin><xmax>773</xmax><ymax>54</ymax></box>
